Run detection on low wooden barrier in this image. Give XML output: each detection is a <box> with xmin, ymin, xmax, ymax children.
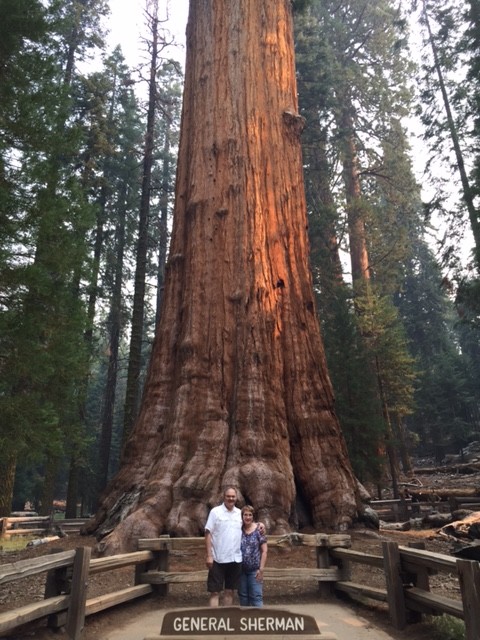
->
<box><xmin>0</xmin><ymin>517</ymin><xmax>87</xmax><ymax>538</ymax></box>
<box><xmin>331</xmin><ymin>541</ymin><xmax>479</xmax><ymax>638</ymax></box>
<box><xmin>370</xmin><ymin>496</ymin><xmax>480</xmax><ymax>522</ymax></box>
<box><xmin>0</xmin><ymin>533</ymin><xmax>478</xmax><ymax>640</ymax></box>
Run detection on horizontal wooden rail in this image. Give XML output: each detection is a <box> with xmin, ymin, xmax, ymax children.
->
<box><xmin>0</xmin><ymin>550</ymin><xmax>76</xmax><ymax>585</ymax></box>
<box><xmin>89</xmin><ymin>550</ymin><xmax>153</xmax><ymax>574</ymax></box>
<box><xmin>330</xmin><ymin>547</ymin><xmax>384</xmax><ymax>568</ymax></box>
<box><xmin>397</xmin><ymin>545</ymin><xmax>457</xmax><ymax>573</ymax></box>
<box><xmin>137</xmin><ymin>532</ymin><xmax>351</xmax><ymax>551</ymax></box>
<box><xmin>0</xmin><ymin>517</ymin><xmax>87</xmax><ymax>538</ymax></box>
<box><xmin>139</xmin><ymin>566</ymin><xmax>341</xmax><ymax>585</ymax></box>
<box><xmin>0</xmin><ymin>595</ymin><xmax>70</xmax><ymax>635</ymax></box>
<box><xmin>335</xmin><ymin>581</ymin><xmax>388</xmax><ymax>602</ymax></box>
<box><xmin>404</xmin><ymin>586</ymin><xmax>464</xmax><ymax>618</ymax></box>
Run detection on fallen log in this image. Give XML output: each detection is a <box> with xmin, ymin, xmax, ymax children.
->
<box><xmin>380</xmin><ymin>521</ymin><xmax>411</xmax><ymax>531</ymax></box>
<box><xmin>421</xmin><ymin>513</ymin><xmax>454</xmax><ymax>528</ymax></box>
<box><xmin>438</xmin><ymin>511</ymin><xmax>480</xmax><ymax>540</ymax></box>
<box><xmin>408</xmin><ymin>487</ymin><xmax>480</xmax><ymax>501</ymax></box>
<box><xmin>413</xmin><ymin>462</ymin><xmax>480</xmax><ymax>475</ymax></box>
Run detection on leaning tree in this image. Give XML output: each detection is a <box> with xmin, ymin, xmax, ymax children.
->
<box><xmin>87</xmin><ymin>0</ymin><xmax>361</xmax><ymax>553</ymax></box>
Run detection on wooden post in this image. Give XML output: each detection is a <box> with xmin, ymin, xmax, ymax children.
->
<box><xmin>136</xmin><ymin>535</ymin><xmax>170</xmax><ymax>596</ymax></box>
<box><xmin>0</xmin><ymin>518</ymin><xmax>7</xmax><ymax>537</ymax></box>
<box><xmin>65</xmin><ymin>547</ymin><xmax>91</xmax><ymax>640</ymax></box>
<box><xmin>405</xmin><ymin>541</ymin><xmax>430</xmax><ymax>623</ymax></box>
<box><xmin>45</xmin><ymin>548</ymin><xmax>70</xmax><ymax>631</ymax></box>
<box><xmin>315</xmin><ymin>534</ymin><xmax>333</xmax><ymax>597</ymax></box>
<box><xmin>399</xmin><ymin>493</ymin><xmax>409</xmax><ymax>521</ymax></box>
<box><xmin>457</xmin><ymin>558</ymin><xmax>480</xmax><ymax>640</ymax></box>
<box><xmin>391</xmin><ymin>501</ymin><xmax>399</xmax><ymax>522</ymax></box>
<box><xmin>382</xmin><ymin>540</ymin><xmax>407</xmax><ymax>630</ymax></box>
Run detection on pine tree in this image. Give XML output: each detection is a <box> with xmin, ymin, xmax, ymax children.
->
<box><xmin>0</xmin><ymin>0</ymin><xmax>108</xmax><ymax>516</ymax></box>
<box><xmin>295</xmin><ymin>0</ymin><xmax>418</xmax><ymax>490</ymax></box>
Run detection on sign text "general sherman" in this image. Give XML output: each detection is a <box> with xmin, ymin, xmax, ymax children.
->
<box><xmin>161</xmin><ymin>607</ymin><xmax>320</xmax><ymax>636</ymax></box>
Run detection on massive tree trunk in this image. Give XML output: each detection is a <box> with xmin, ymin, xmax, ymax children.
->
<box><xmin>87</xmin><ymin>0</ymin><xmax>360</xmax><ymax>554</ymax></box>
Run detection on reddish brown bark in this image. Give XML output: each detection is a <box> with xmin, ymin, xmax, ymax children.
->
<box><xmin>88</xmin><ymin>0</ymin><xmax>359</xmax><ymax>553</ymax></box>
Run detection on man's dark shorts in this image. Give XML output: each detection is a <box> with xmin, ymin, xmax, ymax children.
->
<box><xmin>207</xmin><ymin>561</ymin><xmax>242</xmax><ymax>592</ymax></box>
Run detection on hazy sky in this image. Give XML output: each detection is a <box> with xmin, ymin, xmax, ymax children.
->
<box><xmin>108</xmin><ymin>0</ymin><xmax>189</xmax><ymax>66</ymax></box>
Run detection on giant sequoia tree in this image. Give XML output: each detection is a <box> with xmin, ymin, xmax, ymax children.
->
<box><xmin>88</xmin><ymin>0</ymin><xmax>360</xmax><ymax>553</ymax></box>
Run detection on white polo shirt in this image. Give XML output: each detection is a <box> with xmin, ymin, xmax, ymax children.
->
<box><xmin>205</xmin><ymin>503</ymin><xmax>242</xmax><ymax>563</ymax></box>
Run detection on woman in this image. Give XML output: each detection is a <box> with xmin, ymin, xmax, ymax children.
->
<box><xmin>238</xmin><ymin>505</ymin><xmax>267</xmax><ymax>607</ymax></box>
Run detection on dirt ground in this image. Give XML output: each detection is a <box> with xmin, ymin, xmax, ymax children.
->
<box><xmin>1</xmin><ymin>466</ymin><xmax>476</xmax><ymax>639</ymax></box>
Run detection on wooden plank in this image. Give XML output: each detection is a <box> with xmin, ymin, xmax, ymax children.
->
<box><xmin>5</xmin><ymin>516</ymin><xmax>50</xmax><ymax>525</ymax></box>
<box><xmin>398</xmin><ymin>546</ymin><xmax>457</xmax><ymax>572</ymax></box>
<box><xmin>382</xmin><ymin>541</ymin><xmax>407</xmax><ymax>630</ymax></box>
<box><xmin>265</xmin><ymin>567</ymin><xmax>340</xmax><ymax>581</ymax></box>
<box><xmin>2</xmin><ymin>528</ymin><xmax>48</xmax><ymax>537</ymax></box>
<box><xmin>139</xmin><ymin>567</ymin><xmax>339</xmax><ymax>585</ymax></box>
<box><xmin>0</xmin><ymin>595</ymin><xmax>69</xmax><ymax>635</ymax></box>
<box><xmin>84</xmin><ymin>584</ymin><xmax>153</xmax><ymax>616</ymax></box>
<box><xmin>0</xmin><ymin>550</ymin><xmax>75</xmax><ymax>585</ymax></box>
<box><xmin>89</xmin><ymin>550</ymin><xmax>153</xmax><ymax>574</ymax></box>
<box><xmin>138</xmin><ymin>537</ymin><xmax>204</xmax><ymax>551</ymax></box>
<box><xmin>405</xmin><ymin>586</ymin><xmax>464</xmax><ymax>618</ymax></box>
<box><xmin>371</xmin><ymin>499</ymin><xmax>412</xmax><ymax>506</ymax></box>
<box><xmin>52</xmin><ymin>585</ymin><xmax>154</xmax><ymax>628</ymax></box>
<box><xmin>335</xmin><ymin>580</ymin><xmax>388</xmax><ymax>602</ymax></box>
<box><xmin>330</xmin><ymin>547</ymin><xmax>384</xmax><ymax>568</ymax></box>
<box><xmin>137</xmin><ymin>534</ymin><xmax>351</xmax><ymax>551</ymax></box>
<box><xmin>457</xmin><ymin>559</ymin><xmax>480</xmax><ymax>640</ymax></box>
<box><xmin>140</xmin><ymin>569</ymin><xmax>208</xmax><ymax>584</ymax></box>
<box><xmin>65</xmin><ymin>547</ymin><xmax>91</xmax><ymax>640</ymax></box>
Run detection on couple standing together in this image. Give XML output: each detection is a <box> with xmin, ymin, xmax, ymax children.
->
<box><xmin>205</xmin><ymin>487</ymin><xmax>268</xmax><ymax>607</ymax></box>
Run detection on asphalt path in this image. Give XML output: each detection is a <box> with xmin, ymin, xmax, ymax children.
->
<box><xmin>104</xmin><ymin>603</ymin><xmax>400</xmax><ymax>640</ymax></box>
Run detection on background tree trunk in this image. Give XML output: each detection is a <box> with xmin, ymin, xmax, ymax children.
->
<box><xmin>89</xmin><ymin>0</ymin><xmax>360</xmax><ymax>554</ymax></box>
<box><xmin>122</xmin><ymin>1</ymin><xmax>160</xmax><ymax>443</ymax></box>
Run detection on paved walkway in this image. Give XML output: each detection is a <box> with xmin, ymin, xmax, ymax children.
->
<box><xmin>104</xmin><ymin>603</ymin><xmax>400</xmax><ymax>640</ymax></box>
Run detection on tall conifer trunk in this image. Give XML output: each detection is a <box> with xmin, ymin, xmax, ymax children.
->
<box><xmin>88</xmin><ymin>0</ymin><xmax>359</xmax><ymax>554</ymax></box>
<box><xmin>122</xmin><ymin>1</ymin><xmax>160</xmax><ymax>443</ymax></box>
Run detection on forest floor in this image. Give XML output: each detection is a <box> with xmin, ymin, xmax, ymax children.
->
<box><xmin>1</xmin><ymin>461</ymin><xmax>478</xmax><ymax>639</ymax></box>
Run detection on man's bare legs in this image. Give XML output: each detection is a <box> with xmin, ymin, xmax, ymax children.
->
<box><xmin>209</xmin><ymin>589</ymin><xmax>234</xmax><ymax>607</ymax></box>
<box><xmin>209</xmin><ymin>591</ymin><xmax>220</xmax><ymax>607</ymax></box>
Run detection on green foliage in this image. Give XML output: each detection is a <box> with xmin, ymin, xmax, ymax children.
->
<box><xmin>295</xmin><ymin>0</ymin><xmax>421</xmax><ymax>483</ymax></box>
<box><xmin>0</xmin><ymin>0</ymin><xmax>111</xmax><ymax>513</ymax></box>
<box><xmin>320</xmin><ymin>287</ymin><xmax>387</xmax><ymax>482</ymax></box>
<box><xmin>429</xmin><ymin>614</ymin><xmax>466</xmax><ymax>640</ymax></box>
<box><xmin>397</xmin><ymin>239</ymin><xmax>480</xmax><ymax>458</ymax></box>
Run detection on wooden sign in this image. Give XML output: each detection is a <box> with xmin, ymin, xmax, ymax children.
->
<box><xmin>142</xmin><ymin>606</ymin><xmax>338</xmax><ymax>639</ymax></box>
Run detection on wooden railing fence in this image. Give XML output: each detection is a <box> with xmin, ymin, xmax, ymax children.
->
<box><xmin>0</xmin><ymin>516</ymin><xmax>87</xmax><ymax>538</ymax></box>
<box><xmin>370</xmin><ymin>496</ymin><xmax>480</xmax><ymax>522</ymax></box>
<box><xmin>0</xmin><ymin>533</ymin><xmax>479</xmax><ymax>640</ymax></box>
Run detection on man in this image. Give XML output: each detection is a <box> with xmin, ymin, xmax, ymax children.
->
<box><xmin>205</xmin><ymin>487</ymin><xmax>265</xmax><ymax>607</ymax></box>
<box><xmin>205</xmin><ymin>487</ymin><xmax>242</xmax><ymax>607</ymax></box>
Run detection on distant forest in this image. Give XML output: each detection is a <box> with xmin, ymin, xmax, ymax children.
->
<box><xmin>1</xmin><ymin>0</ymin><xmax>479</xmax><ymax>517</ymax></box>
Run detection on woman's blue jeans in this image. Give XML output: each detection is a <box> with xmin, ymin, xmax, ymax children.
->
<box><xmin>238</xmin><ymin>570</ymin><xmax>263</xmax><ymax>607</ymax></box>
